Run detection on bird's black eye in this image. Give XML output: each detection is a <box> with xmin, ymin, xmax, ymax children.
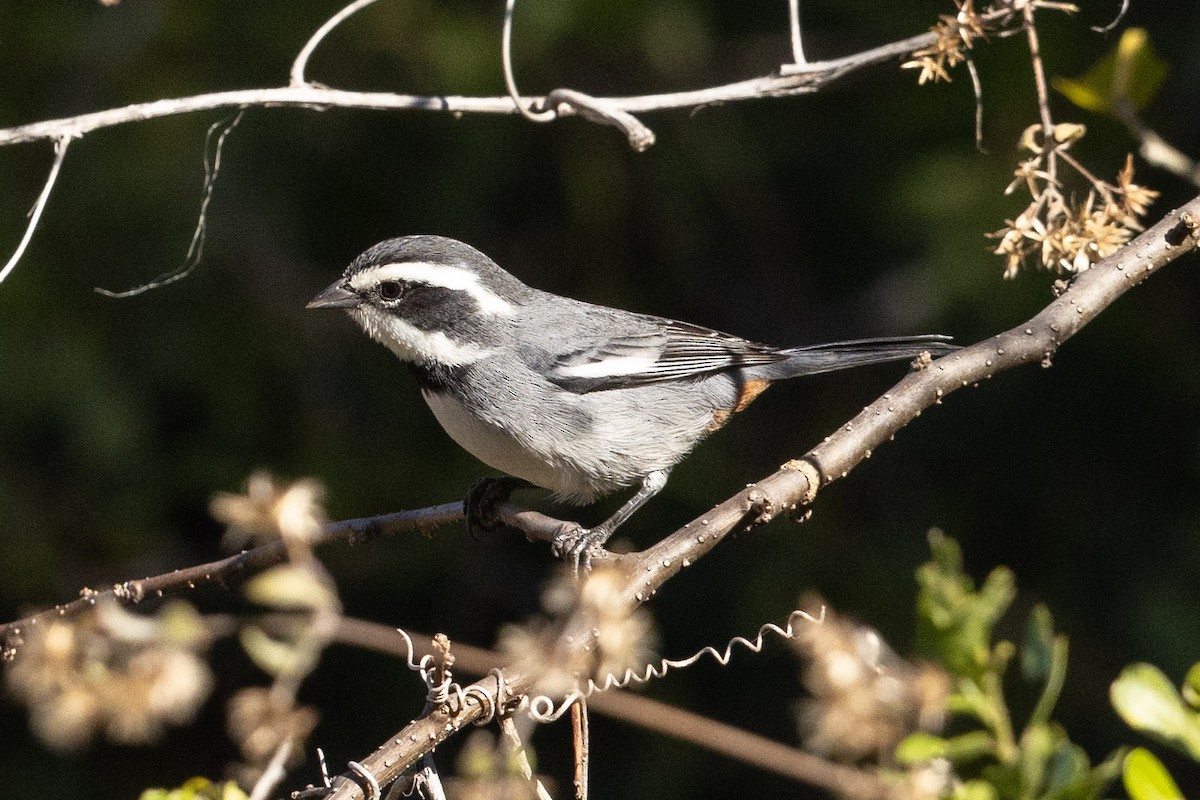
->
<box><xmin>378</xmin><ymin>280</ymin><xmax>404</xmax><ymax>301</ymax></box>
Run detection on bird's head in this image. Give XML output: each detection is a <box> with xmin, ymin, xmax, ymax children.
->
<box><xmin>308</xmin><ymin>235</ymin><xmax>527</xmax><ymax>366</ymax></box>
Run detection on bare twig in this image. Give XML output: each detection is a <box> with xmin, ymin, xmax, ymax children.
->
<box><xmin>786</xmin><ymin>0</ymin><xmax>806</xmax><ymax>65</ymax></box>
<box><xmin>291</xmin><ymin>0</ymin><xmax>386</xmax><ymax>87</ymax></box>
<box><xmin>249</xmin><ymin>739</ymin><xmax>294</xmax><ymax>800</ymax></box>
<box><xmin>94</xmin><ymin>109</ymin><xmax>245</xmax><ymax>298</ymax></box>
<box><xmin>571</xmin><ymin>700</ymin><xmax>589</xmax><ymax>800</ymax></box>
<box><xmin>1023</xmin><ymin>4</ymin><xmax>1058</xmax><ymax>185</ymax></box>
<box><xmin>499</xmin><ymin>717</ymin><xmax>556</xmax><ymax>800</ymax></box>
<box><xmin>0</xmin><ymin>135</ymin><xmax>70</xmax><ymax>284</ymax></box>
<box><xmin>0</xmin><ymin>26</ymin><xmax>956</xmax><ymax>149</ymax></box>
<box><xmin>0</xmin><ymin>502</ymin><xmax>461</xmax><ymax>653</ymax></box>
<box><xmin>501</xmin><ymin>0</ymin><xmax>555</xmax><ymax>123</ymax></box>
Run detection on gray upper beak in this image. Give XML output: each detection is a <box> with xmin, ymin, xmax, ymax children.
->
<box><xmin>307</xmin><ymin>281</ymin><xmax>360</xmax><ymax>310</ymax></box>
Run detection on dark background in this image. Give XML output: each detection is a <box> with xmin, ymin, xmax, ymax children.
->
<box><xmin>2</xmin><ymin>0</ymin><xmax>1199</xmax><ymax>797</ymax></box>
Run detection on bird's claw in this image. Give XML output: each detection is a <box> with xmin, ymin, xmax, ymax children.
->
<box><xmin>551</xmin><ymin>523</ymin><xmax>608</xmax><ymax>573</ymax></box>
<box><xmin>464</xmin><ymin>476</ymin><xmax>532</xmax><ymax>538</ymax></box>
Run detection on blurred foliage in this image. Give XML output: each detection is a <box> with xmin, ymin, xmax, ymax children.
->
<box><xmin>1113</xmin><ymin>660</ymin><xmax>1200</xmax><ymax>800</ymax></box>
<box><xmin>1054</xmin><ymin>28</ymin><xmax>1167</xmax><ymax>116</ymax></box>
<box><xmin>2</xmin><ymin>1</ymin><xmax>1200</xmax><ymax>798</ymax></box>
<box><xmin>902</xmin><ymin>531</ymin><xmax>1124</xmax><ymax>800</ymax></box>
<box><xmin>139</xmin><ymin>777</ymin><xmax>248</xmax><ymax>800</ymax></box>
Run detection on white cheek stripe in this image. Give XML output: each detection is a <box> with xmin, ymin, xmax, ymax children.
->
<box><xmin>354</xmin><ymin>309</ymin><xmax>493</xmax><ymax>366</ymax></box>
<box><xmin>555</xmin><ymin>354</ymin><xmax>658</xmax><ymax>379</ymax></box>
<box><xmin>350</xmin><ymin>261</ymin><xmax>514</xmax><ymax>316</ymax></box>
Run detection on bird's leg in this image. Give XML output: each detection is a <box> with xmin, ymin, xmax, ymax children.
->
<box><xmin>553</xmin><ymin>468</ymin><xmax>671</xmax><ymax>571</ymax></box>
<box><xmin>464</xmin><ymin>476</ymin><xmax>533</xmax><ymax>538</ymax></box>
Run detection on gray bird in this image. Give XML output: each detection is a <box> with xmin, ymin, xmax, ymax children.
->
<box><xmin>308</xmin><ymin>235</ymin><xmax>954</xmax><ymax>566</ymax></box>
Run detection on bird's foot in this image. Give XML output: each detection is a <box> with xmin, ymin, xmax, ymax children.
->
<box><xmin>551</xmin><ymin>523</ymin><xmax>611</xmax><ymax>573</ymax></box>
<box><xmin>464</xmin><ymin>476</ymin><xmax>532</xmax><ymax>538</ymax></box>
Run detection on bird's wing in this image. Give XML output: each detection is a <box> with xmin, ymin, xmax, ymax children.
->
<box><xmin>539</xmin><ymin>317</ymin><xmax>788</xmax><ymax>393</ymax></box>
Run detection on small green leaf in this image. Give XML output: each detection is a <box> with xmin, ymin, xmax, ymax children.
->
<box><xmin>1053</xmin><ymin>28</ymin><xmax>1167</xmax><ymax>115</ymax></box>
<box><xmin>896</xmin><ymin>732</ymin><xmax>951</xmax><ymax>763</ymax></box>
<box><xmin>1123</xmin><ymin>747</ymin><xmax>1184</xmax><ymax>800</ymax></box>
<box><xmin>1022</xmin><ymin>604</ymin><xmax>1055</xmax><ymax>681</ymax></box>
<box><xmin>1041</xmin><ymin>738</ymin><xmax>1089</xmax><ymax>797</ymax></box>
<box><xmin>138</xmin><ymin>778</ymin><xmax>247</xmax><ymax>800</ymax></box>
<box><xmin>1182</xmin><ymin>662</ymin><xmax>1200</xmax><ymax>710</ymax></box>
<box><xmin>239</xmin><ymin>624</ymin><xmax>315</xmax><ymax>677</ymax></box>
<box><xmin>954</xmin><ymin>780</ymin><xmax>999</xmax><ymax>800</ymax></box>
<box><xmin>1112</xmin><ymin>664</ymin><xmax>1189</xmax><ymax>735</ymax></box>
<box><xmin>1019</xmin><ymin>722</ymin><xmax>1055</xmax><ymax>796</ymax></box>
<box><xmin>897</xmin><ymin>730</ymin><xmax>995</xmax><ymax>764</ymax></box>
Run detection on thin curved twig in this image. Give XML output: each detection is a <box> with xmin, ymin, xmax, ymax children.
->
<box><xmin>501</xmin><ymin>0</ymin><xmax>555</xmax><ymax>123</ymax></box>
<box><xmin>0</xmin><ymin>136</ymin><xmax>70</xmax><ymax>284</ymax></box>
<box><xmin>94</xmin><ymin>109</ymin><xmax>245</xmax><ymax>298</ymax></box>
<box><xmin>291</xmin><ymin>0</ymin><xmax>387</xmax><ymax>87</ymax></box>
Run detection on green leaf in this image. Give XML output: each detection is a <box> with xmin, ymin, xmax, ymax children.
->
<box><xmin>1041</xmin><ymin>738</ymin><xmax>1089</xmax><ymax>799</ymax></box>
<box><xmin>138</xmin><ymin>778</ymin><xmax>248</xmax><ymax>800</ymax></box>
<box><xmin>953</xmin><ymin>780</ymin><xmax>999</xmax><ymax>800</ymax></box>
<box><xmin>915</xmin><ymin>531</ymin><xmax>1016</xmax><ymax>680</ymax></box>
<box><xmin>1053</xmin><ymin>28</ymin><xmax>1167</xmax><ymax>115</ymax></box>
<box><xmin>896</xmin><ymin>732</ymin><xmax>950</xmax><ymax>763</ymax></box>
<box><xmin>1182</xmin><ymin>662</ymin><xmax>1200</xmax><ymax>710</ymax></box>
<box><xmin>1111</xmin><ymin>663</ymin><xmax>1200</xmax><ymax>758</ymax></box>
<box><xmin>239</xmin><ymin>624</ymin><xmax>318</xmax><ymax>677</ymax></box>
<box><xmin>1022</xmin><ymin>604</ymin><xmax>1055</xmax><ymax>681</ymax></box>
<box><xmin>1123</xmin><ymin>748</ymin><xmax>1184</xmax><ymax>800</ymax></box>
<box><xmin>1018</xmin><ymin>722</ymin><xmax>1055</xmax><ymax>796</ymax></box>
<box><xmin>897</xmin><ymin>731</ymin><xmax>995</xmax><ymax>764</ymax></box>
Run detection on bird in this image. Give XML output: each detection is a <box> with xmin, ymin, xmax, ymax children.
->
<box><xmin>308</xmin><ymin>235</ymin><xmax>955</xmax><ymax>567</ymax></box>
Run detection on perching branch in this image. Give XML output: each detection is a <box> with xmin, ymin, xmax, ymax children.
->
<box><xmin>0</xmin><ymin>503</ymin><xmax>460</xmax><ymax>655</ymax></box>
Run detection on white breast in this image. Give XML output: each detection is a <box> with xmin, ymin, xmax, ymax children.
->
<box><xmin>421</xmin><ymin>389</ymin><xmax>565</xmax><ymax>494</ymax></box>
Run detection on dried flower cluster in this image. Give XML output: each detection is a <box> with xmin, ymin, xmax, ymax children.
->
<box><xmin>226</xmin><ymin>686</ymin><xmax>320</xmax><ymax>780</ymax></box>
<box><xmin>5</xmin><ymin>600</ymin><xmax>213</xmax><ymax>751</ymax></box>
<box><xmin>793</xmin><ymin>600</ymin><xmax>949</xmax><ymax>765</ymax></box>
<box><xmin>500</xmin><ymin>568</ymin><xmax>658</xmax><ymax>698</ymax></box>
<box><xmin>210</xmin><ymin>470</ymin><xmax>326</xmax><ymax>551</ymax></box>
<box><xmin>903</xmin><ymin>1</ymin><xmax>1083</xmax><ymax>85</ymax></box>
<box><xmin>902</xmin><ymin>0</ymin><xmax>988</xmax><ymax>84</ymax></box>
<box><xmin>992</xmin><ymin>132</ymin><xmax>1160</xmax><ymax>278</ymax></box>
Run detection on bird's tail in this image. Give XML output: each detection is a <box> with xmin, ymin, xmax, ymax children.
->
<box><xmin>773</xmin><ymin>334</ymin><xmax>957</xmax><ymax>378</ymax></box>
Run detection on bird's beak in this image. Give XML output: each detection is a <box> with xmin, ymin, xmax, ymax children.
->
<box><xmin>306</xmin><ymin>281</ymin><xmax>360</xmax><ymax>310</ymax></box>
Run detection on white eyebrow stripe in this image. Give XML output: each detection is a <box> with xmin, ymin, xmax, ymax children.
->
<box><xmin>350</xmin><ymin>261</ymin><xmax>514</xmax><ymax>316</ymax></box>
<box><xmin>554</xmin><ymin>355</ymin><xmax>659</xmax><ymax>379</ymax></box>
